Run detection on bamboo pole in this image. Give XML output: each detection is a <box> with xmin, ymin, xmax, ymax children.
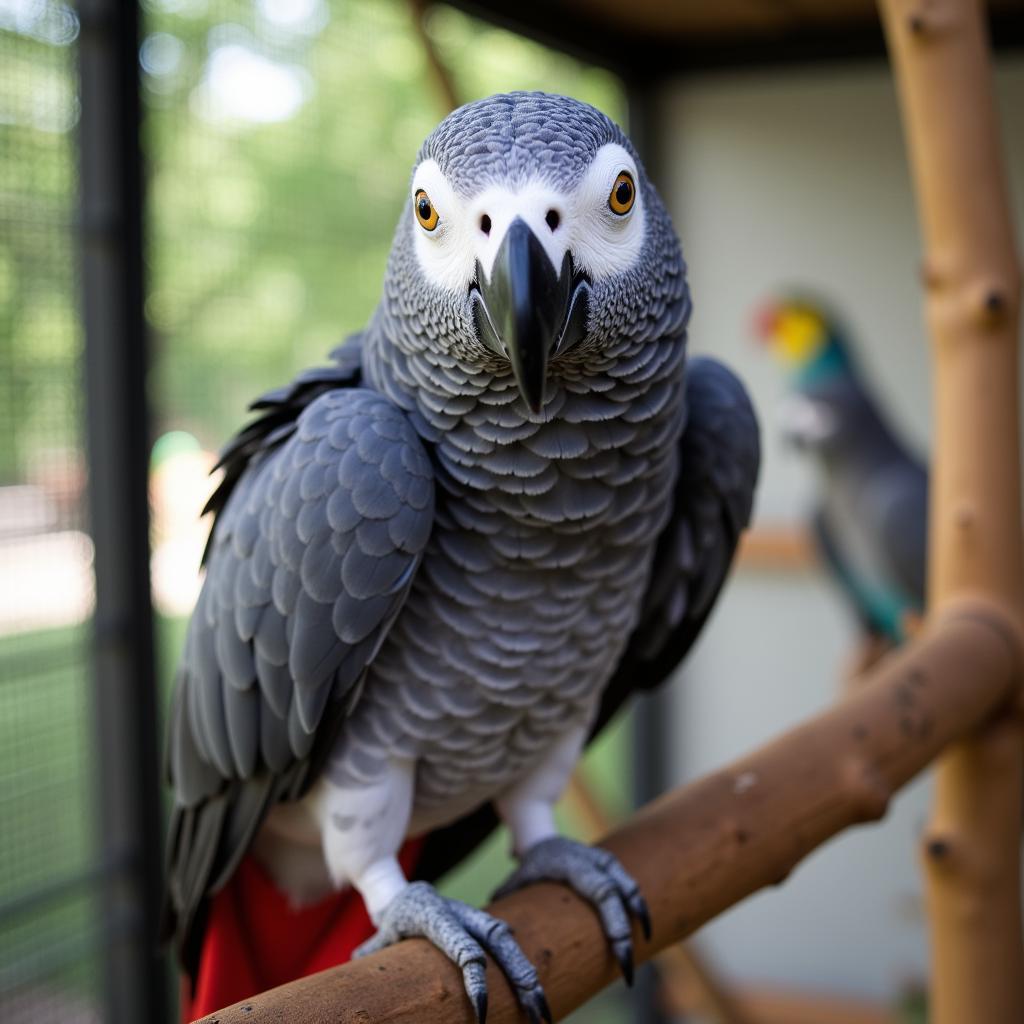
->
<box><xmin>199</xmin><ymin>602</ymin><xmax>1020</xmax><ymax>1024</ymax></box>
<box><xmin>877</xmin><ymin>2</ymin><xmax>1024</xmax><ymax>1020</ymax></box>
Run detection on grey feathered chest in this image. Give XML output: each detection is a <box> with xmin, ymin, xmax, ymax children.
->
<box><xmin>327</xmin><ymin>327</ymin><xmax>687</xmax><ymax>827</ymax></box>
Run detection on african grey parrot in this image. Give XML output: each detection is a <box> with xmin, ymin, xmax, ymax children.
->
<box><xmin>164</xmin><ymin>92</ymin><xmax>760</xmax><ymax>1022</ymax></box>
<box><xmin>757</xmin><ymin>296</ymin><xmax>926</xmax><ymax>642</ymax></box>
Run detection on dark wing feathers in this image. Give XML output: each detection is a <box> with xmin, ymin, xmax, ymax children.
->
<box><xmin>164</xmin><ymin>349</ymin><xmax>435</xmax><ymax>979</ymax></box>
<box><xmin>811</xmin><ymin>507</ymin><xmax>879</xmax><ymax>634</ymax></box>
<box><xmin>876</xmin><ymin>462</ymin><xmax>928</xmax><ymax>605</ymax></box>
<box><xmin>598</xmin><ymin>355</ymin><xmax>760</xmax><ymax>704</ymax></box>
<box><xmin>202</xmin><ymin>336</ymin><xmax>365</xmax><ymax>546</ymax></box>
<box><xmin>416</xmin><ymin>355</ymin><xmax>760</xmax><ymax>884</ymax></box>
<box><xmin>177</xmin><ymin>386</ymin><xmax>434</xmax><ymax>800</ymax></box>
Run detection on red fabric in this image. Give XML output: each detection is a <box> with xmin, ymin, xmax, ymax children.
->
<box><xmin>183</xmin><ymin>841</ymin><xmax>423</xmax><ymax>1023</ymax></box>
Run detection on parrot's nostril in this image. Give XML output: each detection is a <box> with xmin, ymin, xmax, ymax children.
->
<box><xmin>480</xmin><ymin>214</ymin><xmax>491</xmax><ymax>236</ymax></box>
<box><xmin>545</xmin><ymin>209</ymin><xmax>560</xmax><ymax>232</ymax></box>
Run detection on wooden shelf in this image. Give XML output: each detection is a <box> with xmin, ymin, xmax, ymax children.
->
<box><xmin>736</xmin><ymin>525</ymin><xmax>818</xmax><ymax>572</ymax></box>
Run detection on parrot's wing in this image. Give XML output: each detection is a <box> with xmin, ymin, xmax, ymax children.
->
<box><xmin>164</xmin><ymin>366</ymin><xmax>435</xmax><ymax>976</ymax></box>
<box><xmin>415</xmin><ymin>355</ymin><xmax>760</xmax><ymax>884</ymax></box>
<box><xmin>811</xmin><ymin>506</ymin><xmax>884</xmax><ymax>636</ymax></box>
<box><xmin>876</xmin><ymin>461</ymin><xmax>928</xmax><ymax>606</ymax></box>
<box><xmin>595</xmin><ymin>354</ymin><xmax>760</xmax><ymax>715</ymax></box>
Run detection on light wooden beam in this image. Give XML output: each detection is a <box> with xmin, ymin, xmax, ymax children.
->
<box><xmin>877</xmin><ymin>1</ymin><xmax>1024</xmax><ymax>1020</ymax></box>
<box><xmin>736</xmin><ymin>525</ymin><xmax>817</xmax><ymax>572</ymax></box>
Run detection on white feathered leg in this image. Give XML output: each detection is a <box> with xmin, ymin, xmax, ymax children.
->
<box><xmin>493</xmin><ymin>721</ymin><xmax>650</xmax><ymax>986</ymax></box>
<box><xmin>308</xmin><ymin>757</ymin><xmax>550</xmax><ymax>1024</ymax></box>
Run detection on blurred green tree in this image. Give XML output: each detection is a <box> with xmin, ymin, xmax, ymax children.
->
<box><xmin>0</xmin><ymin>8</ymin><xmax>79</xmax><ymax>484</ymax></box>
<box><xmin>142</xmin><ymin>0</ymin><xmax>624</xmax><ymax>448</ymax></box>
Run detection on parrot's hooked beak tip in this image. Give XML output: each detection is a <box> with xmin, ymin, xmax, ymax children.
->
<box><xmin>470</xmin><ymin>218</ymin><xmax>590</xmax><ymax>414</ymax></box>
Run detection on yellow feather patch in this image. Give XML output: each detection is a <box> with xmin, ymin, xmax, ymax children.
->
<box><xmin>776</xmin><ymin>308</ymin><xmax>827</xmax><ymax>365</ymax></box>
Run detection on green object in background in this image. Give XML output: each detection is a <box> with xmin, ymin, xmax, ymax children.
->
<box><xmin>151</xmin><ymin>429</ymin><xmax>201</xmax><ymax>469</ymax></box>
<box><xmin>898</xmin><ymin>989</ymin><xmax>928</xmax><ymax>1024</ymax></box>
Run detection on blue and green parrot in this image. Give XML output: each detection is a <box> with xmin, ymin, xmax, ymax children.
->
<box><xmin>757</xmin><ymin>296</ymin><xmax>927</xmax><ymax>644</ymax></box>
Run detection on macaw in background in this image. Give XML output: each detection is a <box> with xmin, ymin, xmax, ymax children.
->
<box><xmin>756</xmin><ymin>296</ymin><xmax>927</xmax><ymax>647</ymax></box>
<box><xmin>162</xmin><ymin>92</ymin><xmax>760</xmax><ymax>1023</ymax></box>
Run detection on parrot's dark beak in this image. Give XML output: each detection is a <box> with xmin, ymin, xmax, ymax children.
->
<box><xmin>471</xmin><ymin>218</ymin><xmax>590</xmax><ymax>414</ymax></box>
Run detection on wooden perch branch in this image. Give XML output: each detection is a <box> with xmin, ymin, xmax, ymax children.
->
<box><xmin>200</xmin><ymin>600</ymin><xmax>1020</xmax><ymax>1024</ymax></box>
<box><xmin>878</xmin><ymin>1</ymin><xmax>1024</xmax><ymax>1020</ymax></box>
<box><xmin>564</xmin><ymin>775</ymin><xmax>755</xmax><ymax>1024</ymax></box>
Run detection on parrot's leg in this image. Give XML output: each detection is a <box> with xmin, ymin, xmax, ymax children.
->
<box><xmin>493</xmin><ymin>723</ymin><xmax>651</xmax><ymax>985</ymax></box>
<box><xmin>311</xmin><ymin>758</ymin><xmax>416</xmax><ymax>919</ymax></box>
<box><xmin>354</xmin><ymin>881</ymin><xmax>551</xmax><ymax>1024</ymax></box>
<box><xmin>314</xmin><ymin>759</ymin><xmax>549</xmax><ymax>1023</ymax></box>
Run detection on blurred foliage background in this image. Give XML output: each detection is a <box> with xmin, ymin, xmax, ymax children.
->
<box><xmin>142</xmin><ymin>0</ymin><xmax>623</xmax><ymax>446</ymax></box>
<box><xmin>0</xmin><ymin>1</ymin><xmax>629</xmax><ymax>1021</ymax></box>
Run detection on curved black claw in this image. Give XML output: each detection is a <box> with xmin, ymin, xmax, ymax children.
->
<box><xmin>354</xmin><ymin>881</ymin><xmax>549</xmax><ymax>1023</ymax></box>
<box><xmin>493</xmin><ymin>836</ymin><xmax>650</xmax><ymax>987</ymax></box>
<box><xmin>472</xmin><ymin>989</ymin><xmax>488</xmax><ymax>1024</ymax></box>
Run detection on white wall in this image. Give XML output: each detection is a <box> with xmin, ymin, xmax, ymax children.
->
<box><xmin>657</xmin><ymin>58</ymin><xmax>1024</xmax><ymax>1005</ymax></box>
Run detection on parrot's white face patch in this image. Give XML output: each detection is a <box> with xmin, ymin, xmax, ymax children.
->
<box><xmin>411</xmin><ymin>143</ymin><xmax>646</xmax><ymax>293</ymax></box>
<box><xmin>777</xmin><ymin>394</ymin><xmax>838</xmax><ymax>446</ymax></box>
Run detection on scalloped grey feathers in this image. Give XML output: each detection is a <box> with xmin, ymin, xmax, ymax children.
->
<box><xmin>171</xmin><ymin>386</ymin><xmax>434</xmax><ymax>807</ymax></box>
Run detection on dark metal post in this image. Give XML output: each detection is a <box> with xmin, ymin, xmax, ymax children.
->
<box><xmin>626</xmin><ymin>80</ymin><xmax>675</xmax><ymax>1024</ymax></box>
<box><xmin>631</xmin><ymin>692</ymin><xmax>673</xmax><ymax>1024</ymax></box>
<box><xmin>77</xmin><ymin>2</ymin><xmax>168</xmax><ymax>1022</ymax></box>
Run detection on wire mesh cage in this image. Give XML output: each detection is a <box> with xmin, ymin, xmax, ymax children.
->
<box><xmin>0</xmin><ymin>3</ymin><xmax>105</xmax><ymax>1023</ymax></box>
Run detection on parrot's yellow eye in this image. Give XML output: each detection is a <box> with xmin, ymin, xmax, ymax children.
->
<box><xmin>608</xmin><ymin>171</ymin><xmax>635</xmax><ymax>215</ymax></box>
<box><xmin>414</xmin><ymin>189</ymin><xmax>439</xmax><ymax>231</ymax></box>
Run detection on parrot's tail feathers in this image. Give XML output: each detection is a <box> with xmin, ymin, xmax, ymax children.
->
<box><xmin>208</xmin><ymin>774</ymin><xmax>279</xmax><ymax>893</ymax></box>
<box><xmin>181</xmin><ymin>796</ymin><xmax>228</xmax><ymax>910</ymax></box>
<box><xmin>165</xmin><ymin>768</ymin><xmax>307</xmax><ymax>982</ymax></box>
<box><xmin>162</xmin><ymin>794</ymin><xmax>229</xmax><ymax>981</ymax></box>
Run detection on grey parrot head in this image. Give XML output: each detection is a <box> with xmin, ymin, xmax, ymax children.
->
<box><xmin>381</xmin><ymin>92</ymin><xmax>688</xmax><ymax>413</ymax></box>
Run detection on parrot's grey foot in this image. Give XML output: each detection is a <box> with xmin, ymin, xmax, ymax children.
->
<box><xmin>492</xmin><ymin>837</ymin><xmax>650</xmax><ymax>986</ymax></box>
<box><xmin>353</xmin><ymin>881</ymin><xmax>551</xmax><ymax>1024</ymax></box>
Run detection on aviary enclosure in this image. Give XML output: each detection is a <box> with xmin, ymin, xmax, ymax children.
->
<box><xmin>1</xmin><ymin>1</ymin><xmax>1022</xmax><ymax>1023</ymax></box>
<box><xmin>193</xmin><ymin>1</ymin><xmax>1024</xmax><ymax>1019</ymax></box>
